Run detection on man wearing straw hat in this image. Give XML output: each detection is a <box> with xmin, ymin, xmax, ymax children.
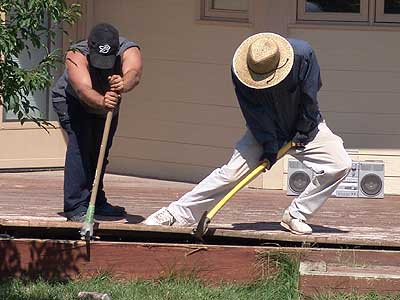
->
<box><xmin>144</xmin><ymin>32</ymin><xmax>352</xmax><ymax>235</ymax></box>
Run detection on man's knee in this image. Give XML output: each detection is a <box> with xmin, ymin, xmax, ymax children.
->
<box><xmin>332</xmin><ymin>155</ymin><xmax>353</xmax><ymax>179</ymax></box>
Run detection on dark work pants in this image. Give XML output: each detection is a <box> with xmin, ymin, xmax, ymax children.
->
<box><xmin>53</xmin><ymin>94</ymin><xmax>119</xmax><ymax>218</ymax></box>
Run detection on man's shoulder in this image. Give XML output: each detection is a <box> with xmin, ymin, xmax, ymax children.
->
<box><xmin>287</xmin><ymin>38</ymin><xmax>314</xmax><ymax>58</ymax></box>
<box><xmin>119</xmin><ymin>37</ymin><xmax>139</xmax><ymax>49</ymax></box>
<box><xmin>68</xmin><ymin>39</ymin><xmax>89</xmax><ymax>55</ymax></box>
<box><xmin>118</xmin><ymin>37</ymin><xmax>140</xmax><ymax>56</ymax></box>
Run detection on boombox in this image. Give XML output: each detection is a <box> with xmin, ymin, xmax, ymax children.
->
<box><xmin>287</xmin><ymin>158</ymin><xmax>384</xmax><ymax>198</ymax></box>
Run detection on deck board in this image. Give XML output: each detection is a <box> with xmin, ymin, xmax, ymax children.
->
<box><xmin>1</xmin><ymin>171</ymin><xmax>399</xmax><ymax>247</ymax></box>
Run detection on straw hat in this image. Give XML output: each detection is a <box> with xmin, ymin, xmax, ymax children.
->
<box><xmin>232</xmin><ymin>32</ymin><xmax>294</xmax><ymax>89</ymax></box>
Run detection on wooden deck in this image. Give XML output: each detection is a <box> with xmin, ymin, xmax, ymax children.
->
<box><xmin>1</xmin><ymin>170</ymin><xmax>400</xmax><ymax>248</ymax></box>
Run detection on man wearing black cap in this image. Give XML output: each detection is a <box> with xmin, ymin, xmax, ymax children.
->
<box><xmin>52</xmin><ymin>23</ymin><xmax>142</xmax><ymax>222</ymax></box>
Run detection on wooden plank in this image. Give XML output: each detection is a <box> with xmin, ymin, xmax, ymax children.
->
<box><xmin>2</xmin><ymin>171</ymin><xmax>400</xmax><ymax>248</ymax></box>
<box><xmin>300</xmin><ymin>274</ymin><xmax>400</xmax><ymax>295</ymax></box>
<box><xmin>287</xmin><ymin>27</ymin><xmax>400</xmax><ymax>170</ymax></box>
<box><xmin>336</xmin><ymin>132</ymin><xmax>400</xmax><ymax>150</ymax></box>
<box><xmin>299</xmin><ymin>248</ymin><xmax>400</xmax><ymax>295</ymax></box>
<box><xmin>121</xmin><ymin>59</ymin><xmax>237</xmax><ymax>108</ymax></box>
<box><xmin>0</xmin><ymin>239</ymin><xmax>270</xmax><ymax>283</ymax></box>
<box><xmin>126</xmin><ymin>99</ymin><xmax>243</xmax><ymax>128</ymax></box>
<box><xmin>93</xmin><ymin>0</ymin><xmax>252</xmax><ymax>64</ymax></box>
<box><xmin>318</xmin><ymin>91</ymin><xmax>400</xmax><ymax>115</ymax></box>
<box><xmin>301</xmin><ymin>248</ymin><xmax>400</xmax><ymax>268</ymax></box>
<box><xmin>2</xmin><ymin>236</ymin><xmax>400</xmax><ymax>294</ymax></box>
<box><xmin>0</xmin><ymin>216</ymin><xmax>67</xmax><ymax>222</ymax></box>
<box><xmin>323</xmin><ymin>69</ymin><xmax>400</xmax><ymax>93</ymax></box>
<box><xmin>210</xmin><ymin>227</ymin><xmax>400</xmax><ymax>248</ymax></box>
<box><xmin>2</xmin><ymin>215</ymin><xmax>400</xmax><ymax>248</ymax></box>
<box><xmin>323</xmin><ymin>112</ymin><xmax>400</xmax><ymax>135</ymax></box>
<box><xmin>0</xmin><ymin>128</ymin><xmax>66</xmax><ymax>169</ymax></box>
<box><xmin>111</xmin><ymin>136</ymin><xmax>234</xmax><ymax>168</ymax></box>
<box><xmin>115</xmin><ymin>120</ymin><xmax>242</xmax><ymax>150</ymax></box>
<box><xmin>108</xmin><ymin>156</ymin><xmax>216</xmax><ymax>183</ymax></box>
<box><xmin>289</xmin><ymin>27</ymin><xmax>400</xmax><ymax>71</ymax></box>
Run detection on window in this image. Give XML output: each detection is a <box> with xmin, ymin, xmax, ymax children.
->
<box><xmin>376</xmin><ymin>0</ymin><xmax>400</xmax><ymax>22</ymax></box>
<box><xmin>2</xmin><ymin>16</ymin><xmax>62</xmax><ymax>122</ymax></box>
<box><xmin>201</xmin><ymin>0</ymin><xmax>250</xmax><ymax>23</ymax></box>
<box><xmin>298</xmin><ymin>0</ymin><xmax>400</xmax><ymax>23</ymax></box>
<box><xmin>297</xmin><ymin>0</ymin><xmax>369</xmax><ymax>22</ymax></box>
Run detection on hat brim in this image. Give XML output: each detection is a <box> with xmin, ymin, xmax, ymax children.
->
<box><xmin>232</xmin><ymin>33</ymin><xmax>294</xmax><ymax>89</ymax></box>
<box><xmin>89</xmin><ymin>52</ymin><xmax>117</xmax><ymax>69</ymax></box>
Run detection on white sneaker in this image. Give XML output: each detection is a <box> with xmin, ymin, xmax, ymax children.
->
<box><xmin>143</xmin><ymin>207</ymin><xmax>177</xmax><ymax>226</ymax></box>
<box><xmin>280</xmin><ymin>209</ymin><xmax>312</xmax><ymax>235</ymax></box>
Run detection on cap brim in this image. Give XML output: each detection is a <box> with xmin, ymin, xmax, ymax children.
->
<box><xmin>232</xmin><ymin>33</ymin><xmax>294</xmax><ymax>89</ymax></box>
<box><xmin>89</xmin><ymin>53</ymin><xmax>117</xmax><ymax>69</ymax></box>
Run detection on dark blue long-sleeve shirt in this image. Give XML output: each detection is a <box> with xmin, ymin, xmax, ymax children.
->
<box><xmin>232</xmin><ymin>38</ymin><xmax>323</xmax><ymax>155</ymax></box>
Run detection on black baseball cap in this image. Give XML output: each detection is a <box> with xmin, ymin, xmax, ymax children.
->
<box><xmin>88</xmin><ymin>23</ymin><xmax>120</xmax><ymax>69</ymax></box>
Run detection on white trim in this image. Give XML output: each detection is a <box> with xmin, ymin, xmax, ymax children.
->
<box><xmin>0</xmin><ymin>157</ymin><xmax>65</xmax><ymax>169</ymax></box>
<box><xmin>289</xmin><ymin>22</ymin><xmax>400</xmax><ymax>31</ymax></box>
<box><xmin>194</xmin><ymin>19</ymin><xmax>253</xmax><ymax>27</ymax></box>
<box><xmin>200</xmin><ymin>0</ymin><xmax>250</xmax><ymax>23</ymax></box>
<box><xmin>375</xmin><ymin>0</ymin><xmax>400</xmax><ymax>23</ymax></box>
<box><xmin>297</xmin><ymin>0</ymin><xmax>369</xmax><ymax>22</ymax></box>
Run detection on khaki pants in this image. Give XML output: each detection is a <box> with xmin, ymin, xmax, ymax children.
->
<box><xmin>168</xmin><ymin>122</ymin><xmax>352</xmax><ymax>224</ymax></box>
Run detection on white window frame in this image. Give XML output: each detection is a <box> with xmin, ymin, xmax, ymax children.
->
<box><xmin>200</xmin><ymin>0</ymin><xmax>250</xmax><ymax>23</ymax></box>
<box><xmin>375</xmin><ymin>0</ymin><xmax>400</xmax><ymax>23</ymax></box>
<box><xmin>297</xmin><ymin>0</ymin><xmax>369</xmax><ymax>22</ymax></box>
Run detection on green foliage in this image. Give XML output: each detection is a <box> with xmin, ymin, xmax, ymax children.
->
<box><xmin>0</xmin><ymin>0</ymin><xmax>80</xmax><ymax>128</ymax></box>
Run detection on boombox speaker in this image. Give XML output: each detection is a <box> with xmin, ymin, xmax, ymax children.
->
<box><xmin>287</xmin><ymin>159</ymin><xmax>313</xmax><ymax>196</ymax></box>
<box><xmin>358</xmin><ymin>160</ymin><xmax>384</xmax><ymax>198</ymax></box>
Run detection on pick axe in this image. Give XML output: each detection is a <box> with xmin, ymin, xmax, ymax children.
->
<box><xmin>192</xmin><ymin>141</ymin><xmax>294</xmax><ymax>241</ymax></box>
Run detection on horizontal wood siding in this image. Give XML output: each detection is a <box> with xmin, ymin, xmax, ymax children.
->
<box><xmin>90</xmin><ymin>2</ymin><xmax>400</xmax><ymax>195</ymax></box>
<box><xmin>92</xmin><ymin>0</ymin><xmax>254</xmax><ymax>183</ymax></box>
<box><xmin>287</xmin><ymin>27</ymin><xmax>400</xmax><ymax>194</ymax></box>
<box><xmin>0</xmin><ymin>128</ymin><xmax>66</xmax><ymax>169</ymax></box>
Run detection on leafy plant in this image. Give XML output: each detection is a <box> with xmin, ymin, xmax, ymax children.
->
<box><xmin>0</xmin><ymin>0</ymin><xmax>81</xmax><ymax>128</ymax></box>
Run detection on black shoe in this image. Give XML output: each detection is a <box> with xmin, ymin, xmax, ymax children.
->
<box><xmin>95</xmin><ymin>203</ymin><xmax>126</xmax><ymax>217</ymax></box>
<box><xmin>67</xmin><ymin>211</ymin><xmax>87</xmax><ymax>222</ymax></box>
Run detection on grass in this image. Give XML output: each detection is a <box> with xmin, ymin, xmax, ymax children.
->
<box><xmin>0</xmin><ymin>276</ymin><xmax>296</xmax><ymax>300</ymax></box>
<box><xmin>0</xmin><ymin>252</ymin><xmax>399</xmax><ymax>300</ymax></box>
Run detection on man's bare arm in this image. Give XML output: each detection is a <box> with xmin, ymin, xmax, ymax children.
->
<box><xmin>109</xmin><ymin>47</ymin><xmax>142</xmax><ymax>94</ymax></box>
<box><xmin>66</xmin><ymin>50</ymin><xmax>104</xmax><ymax>108</ymax></box>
